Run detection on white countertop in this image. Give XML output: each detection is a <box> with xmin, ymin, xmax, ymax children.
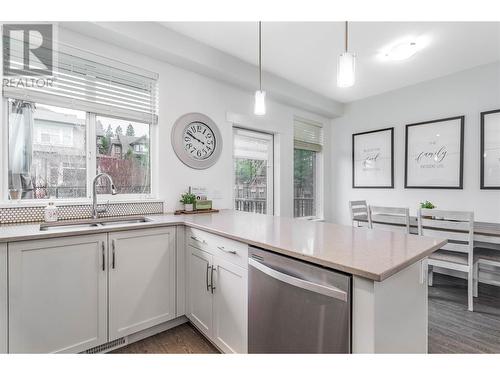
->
<box><xmin>0</xmin><ymin>209</ymin><xmax>446</xmax><ymax>281</ymax></box>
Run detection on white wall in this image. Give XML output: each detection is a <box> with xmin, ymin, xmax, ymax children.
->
<box><xmin>331</xmin><ymin>62</ymin><xmax>500</xmax><ymax>225</ymax></box>
<box><xmin>54</xmin><ymin>28</ymin><xmax>333</xmax><ymax>219</ymax></box>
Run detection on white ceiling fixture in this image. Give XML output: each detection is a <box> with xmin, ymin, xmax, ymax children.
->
<box><xmin>384</xmin><ymin>41</ymin><xmax>418</xmax><ymax>60</ymax></box>
<box><xmin>379</xmin><ymin>35</ymin><xmax>430</xmax><ymax>61</ymax></box>
<box><xmin>254</xmin><ymin>21</ymin><xmax>266</xmax><ymax>116</ymax></box>
<box><xmin>337</xmin><ymin>21</ymin><xmax>356</xmax><ymax>88</ymax></box>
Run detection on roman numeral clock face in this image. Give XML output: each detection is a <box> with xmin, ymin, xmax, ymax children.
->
<box><xmin>171</xmin><ymin>113</ymin><xmax>223</xmax><ymax>169</ymax></box>
<box><xmin>183</xmin><ymin>122</ymin><xmax>216</xmax><ymax>160</ymax></box>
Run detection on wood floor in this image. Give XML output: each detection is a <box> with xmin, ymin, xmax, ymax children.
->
<box><xmin>111</xmin><ymin>323</ymin><xmax>219</xmax><ymax>354</ymax></box>
<box><xmin>111</xmin><ymin>273</ymin><xmax>500</xmax><ymax>354</ymax></box>
<box><xmin>429</xmin><ymin>273</ymin><xmax>500</xmax><ymax>353</ymax></box>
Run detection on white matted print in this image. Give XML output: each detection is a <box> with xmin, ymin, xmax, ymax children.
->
<box><xmin>352</xmin><ymin>128</ymin><xmax>394</xmax><ymax>188</ymax></box>
<box><xmin>405</xmin><ymin>117</ymin><xmax>464</xmax><ymax>189</ymax></box>
<box><xmin>481</xmin><ymin>110</ymin><xmax>500</xmax><ymax>189</ymax></box>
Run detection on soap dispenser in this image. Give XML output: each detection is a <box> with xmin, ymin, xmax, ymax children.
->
<box><xmin>44</xmin><ymin>201</ymin><xmax>58</xmax><ymax>222</ymax></box>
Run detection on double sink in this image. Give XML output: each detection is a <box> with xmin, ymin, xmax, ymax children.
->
<box><xmin>39</xmin><ymin>216</ymin><xmax>152</xmax><ymax>231</ymax></box>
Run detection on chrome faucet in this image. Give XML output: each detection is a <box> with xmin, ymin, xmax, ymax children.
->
<box><xmin>92</xmin><ymin>173</ymin><xmax>117</xmax><ymax>219</ymax></box>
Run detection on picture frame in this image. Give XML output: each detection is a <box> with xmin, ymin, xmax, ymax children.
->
<box><xmin>481</xmin><ymin>109</ymin><xmax>500</xmax><ymax>189</ymax></box>
<box><xmin>405</xmin><ymin>116</ymin><xmax>464</xmax><ymax>189</ymax></box>
<box><xmin>352</xmin><ymin>127</ymin><xmax>394</xmax><ymax>188</ymax></box>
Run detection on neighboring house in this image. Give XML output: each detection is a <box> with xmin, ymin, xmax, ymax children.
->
<box><xmin>96</xmin><ymin>123</ymin><xmax>149</xmax><ymax>159</ymax></box>
<box><xmin>31</xmin><ymin>108</ymin><xmax>87</xmax><ymax>198</ymax></box>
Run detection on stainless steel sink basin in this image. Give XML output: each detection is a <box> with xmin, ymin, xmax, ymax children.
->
<box><xmin>99</xmin><ymin>217</ymin><xmax>151</xmax><ymax>226</ymax></box>
<box><xmin>40</xmin><ymin>221</ymin><xmax>101</xmax><ymax>231</ymax></box>
<box><xmin>39</xmin><ymin>216</ymin><xmax>151</xmax><ymax>231</ymax></box>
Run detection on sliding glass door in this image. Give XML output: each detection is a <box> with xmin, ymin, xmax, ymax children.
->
<box><xmin>233</xmin><ymin>128</ymin><xmax>274</xmax><ymax>215</ymax></box>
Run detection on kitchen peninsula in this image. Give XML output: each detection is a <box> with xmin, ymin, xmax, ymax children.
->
<box><xmin>0</xmin><ymin>210</ymin><xmax>445</xmax><ymax>354</ymax></box>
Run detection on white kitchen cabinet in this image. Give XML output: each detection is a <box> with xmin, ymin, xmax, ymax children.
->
<box><xmin>0</xmin><ymin>243</ymin><xmax>7</xmax><ymax>354</ymax></box>
<box><xmin>212</xmin><ymin>257</ymin><xmax>248</xmax><ymax>353</ymax></box>
<box><xmin>186</xmin><ymin>244</ymin><xmax>213</xmax><ymax>337</ymax></box>
<box><xmin>8</xmin><ymin>234</ymin><xmax>108</xmax><ymax>353</ymax></box>
<box><xmin>108</xmin><ymin>227</ymin><xmax>176</xmax><ymax>341</ymax></box>
<box><xmin>186</xmin><ymin>228</ymin><xmax>248</xmax><ymax>353</ymax></box>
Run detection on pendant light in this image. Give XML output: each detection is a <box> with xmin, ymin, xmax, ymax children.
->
<box><xmin>254</xmin><ymin>21</ymin><xmax>266</xmax><ymax>116</ymax></box>
<box><xmin>337</xmin><ymin>21</ymin><xmax>355</xmax><ymax>88</ymax></box>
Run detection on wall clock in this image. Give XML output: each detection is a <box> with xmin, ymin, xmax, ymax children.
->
<box><xmin>171</xmin><ymin>112</ymin><xmax>223</xmax><ymax>169</ymax></box>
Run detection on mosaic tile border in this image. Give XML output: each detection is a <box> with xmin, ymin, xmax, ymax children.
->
<box><xmin>0</xmin><ymin>201</ymin><xmax>164</xmax><ymax>224</ymax></box>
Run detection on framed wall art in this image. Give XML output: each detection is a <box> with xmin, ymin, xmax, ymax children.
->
<box><xmin>352</xmin><ymin>127</ymin><xmax>394</xmax><ymax>188</ymax></box>
<box><xmin>481</xmin><ymin>109</ymin><xmax>500</xmax><ymax>189</ymax></box>
<box><xmin>405</xmin><ymin>116</ymin><xmax>464</xmax><ymax>189</ymax></box>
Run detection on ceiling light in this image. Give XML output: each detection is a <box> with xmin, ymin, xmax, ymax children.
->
<box><xmin>254</xmin><ymin>90</ymin><xmax>266</xmax><ymax>116</ymax></box>
<box><xmin>378</xmin><ymin>36</ymin><xmax>430</xmax><ymax>62</ymax></box>
<box><xmin>384</xmin><ymin>41</ymin><xmax>418</xmax><ymax>61</ymax></box>
<box><xmin>254</xmin><ymin>21</ymin><xmax>266</xmax><ymax>116</ymax></box>
<box><xmin>337</xmin><ymin>21</ymin><xmax>355</xmax><ymax>88</ymax></box>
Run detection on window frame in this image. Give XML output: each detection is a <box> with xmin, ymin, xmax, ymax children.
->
<box><xmin>232</xmin><ymin>126</ymin><xmax>274</xmax><ymax>216</ymax></box>
<box><xmin>293</xmin><ymin>120</ymin><xmax>324</xmax><ymax>221</ymax></box>
<box><xmin>1</xmin><ymin>98</ymin><xmax>157</xmax><ymax>203</ymax></box>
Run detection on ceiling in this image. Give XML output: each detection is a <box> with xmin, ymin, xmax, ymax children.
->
<box><xmin>161</xmin><ymin>22</ymin><xmax>500</xmax><ymax>103</ymax></box>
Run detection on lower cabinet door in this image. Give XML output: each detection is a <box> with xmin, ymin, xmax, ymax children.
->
<box><xmin>212</xmin><ymin>257</ymin><xmax>248</xmax><ymax>353</ymax></box>
<box><xmin>8</xmin><ymin>235</ymin><xmax>108</xmax><ymax>353</ymax></box>
<box><xmin>187</xmin><ymin>245</ymin><xmax>213</xmax><ymax>337</ymax></box>
<box><xmin>108</xmin><ymin>227</ymin><xmax>176</xmax><ymax>341</ymax></box>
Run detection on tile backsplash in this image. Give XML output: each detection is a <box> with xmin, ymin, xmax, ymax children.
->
<box><xmin>0</xmin><ymin>201</ymin><xmax>164</xmax><ymax>224</ymax></box>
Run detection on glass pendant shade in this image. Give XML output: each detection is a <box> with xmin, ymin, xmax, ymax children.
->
<box><xmin>337</xmin><ymin>52</ymin><xmax>356</xmax><ymax>88</ymax></box>
<box><xmin>254</xmin><ymin>90</ymin><xmax>266</xmax><ymax>116</ymax></box>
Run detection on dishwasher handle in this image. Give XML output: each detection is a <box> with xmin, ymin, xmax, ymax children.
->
<box><xmin>249</xmin><ymin>258</ymin><xmax>348</xmax><ymax>302</ymax></box>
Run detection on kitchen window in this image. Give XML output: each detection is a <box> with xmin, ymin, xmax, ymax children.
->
<box><xmin>294</xmin><ymin>118</ymin><xmax>324</xmax><ymax>219</ymax></box>
<box><xmin>95</xmin><ymin>116</ymin><xmax>151</xmax><ymax>195</ymax></box>
<box><xmin>2</xmin><ymin>43</ymin><xmax>158</xmax><ymax>201</ymax></box>
<box><xmin>233</xmin><ymin>128</ymin><xmax>274</xmax><ymax>215</ymax></box>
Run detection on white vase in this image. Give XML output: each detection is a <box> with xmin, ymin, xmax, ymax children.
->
<box><xmin>184</xmin><ymin>203</ymin><xmax>194</xmax><ymax>212</ymax></box>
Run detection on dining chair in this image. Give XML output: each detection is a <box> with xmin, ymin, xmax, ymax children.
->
<box><xmin>473</xmin><ymin>247</ymin><xmax>500</xmax><ymax>297</ymax></box>
<box><xmin>418</xmin><ymin>209</ymin><xmax>475</xmax><ymax>312</ymax></box>
<box><xmin>349</xmin><ymin>200</ymin><xmax>368</xmax><ymax>227</ymax></box>
<box><xmin>368</xmin><ymin>205</ymin><xmax>410</xmax><ymax>233</ymax></box>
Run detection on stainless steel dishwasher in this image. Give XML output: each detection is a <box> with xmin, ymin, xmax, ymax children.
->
<box><xmin>248</xmin><ymin>246</ymin><xmax>351</xmax><ymax>353</ymax></box>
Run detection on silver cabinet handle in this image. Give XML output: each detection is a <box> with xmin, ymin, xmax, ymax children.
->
<box><xmin>206</xmin><ymin>263</ymin><xmax>210</xmax><ymax>291</ymax></box>
<box><xmin>210</xmin><ymin>265</ymin><xmax>216</xmax><ymax>294</ymax></box>
<box><xmin>248</xmin><ymin>258</ymin><xmax>348</xmax><ymax>302</ymax></box>
<box><xmin>112</xmin><ymin>239</ymin><xmax>116</xmax><ymax>269</ymax></box>
<box><xmin>101</xmin><ymin>242</ymin><xmax>105</xmax><ymax>271</ymax></box>
<box><xmin>191</xmin><ymin>236</ymin><xmax>207</xmax><ymax>244</ymax></box>
<box><xmin>217</xmin><ymin>246</ymin><xmax>236</xmax><ymax>254</ymax></box>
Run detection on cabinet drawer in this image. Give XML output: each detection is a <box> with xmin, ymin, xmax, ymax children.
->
<box><xmin>187</xmin><ymin>228</ymin><xmax>248</xmax><ymax>269</ymax></box>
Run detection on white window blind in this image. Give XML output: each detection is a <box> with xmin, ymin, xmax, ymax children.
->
<box><xmin>294</xmin><ymin>118</ymin><xmax>324</xmax><ymax>152</ymax></box>
<box><xmin>233</xmin><ymin>128</ymin><xmax>273</xmax><ymax>161</ymax></box>
<box><xmin>3</xmin><ymin>41</ymin><xmax>159</xmax><ymax>124</ymax></box>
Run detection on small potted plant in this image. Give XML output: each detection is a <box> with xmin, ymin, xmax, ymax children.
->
<box><xmin>180</xmin><ymin>192</ymin><xmax>197</xmax><ymax>212</ymax></box>
<box><xmin>420</xmin><ymin>201</ymin><xmax>437</xmax><ymax>219</ymax></box>
<box><xmin>420</xmin><ymin>200</ymin><xmax>436</xmax><ymax>210</ymax></box>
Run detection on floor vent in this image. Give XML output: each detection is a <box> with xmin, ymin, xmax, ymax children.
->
<box><xmin>83</xmin><ymin>337</ymin><xmax>128</xmax><ymax>354</ymax></box>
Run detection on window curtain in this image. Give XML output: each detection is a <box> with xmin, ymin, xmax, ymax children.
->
<box><xmin>8</xmin><ymin>100</ymin><xmax>35</xmax><ymax>199</ymax></box>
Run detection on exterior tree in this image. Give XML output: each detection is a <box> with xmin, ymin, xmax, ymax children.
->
<box><xmin>99</xmin><ymin>137</ymin><xmax>110</xmax><ymax>155</ymax></box>
<box><xmin>126</xmin><ymin>123</ymin><xmax>135</xmax><ymax>136</ymax></box>
<box><xmin>115</xmin><ymin>125</ymin><xmax>123</xmax><ymax>137</ymax></box>
<box><xmin>105</xmin><ymin>124</ymin><xmax>114</xmax><ymax>138</ymax></box>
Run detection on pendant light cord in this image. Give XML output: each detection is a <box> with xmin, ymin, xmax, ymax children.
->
<box><xmin>345</xmin><ymin>21</ymin><xmax>348</xmax><ymax>52</ymax></box>
<box><xmin>258</xmin><ymin>21</ymin><xmax>262</xmax><ymax>91</ymax></box>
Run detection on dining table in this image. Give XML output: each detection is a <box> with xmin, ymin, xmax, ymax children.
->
<box><xmin>354</xmin><ymin>214</ymin><xmax>500</xmax><ymax>250</ymax></box>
